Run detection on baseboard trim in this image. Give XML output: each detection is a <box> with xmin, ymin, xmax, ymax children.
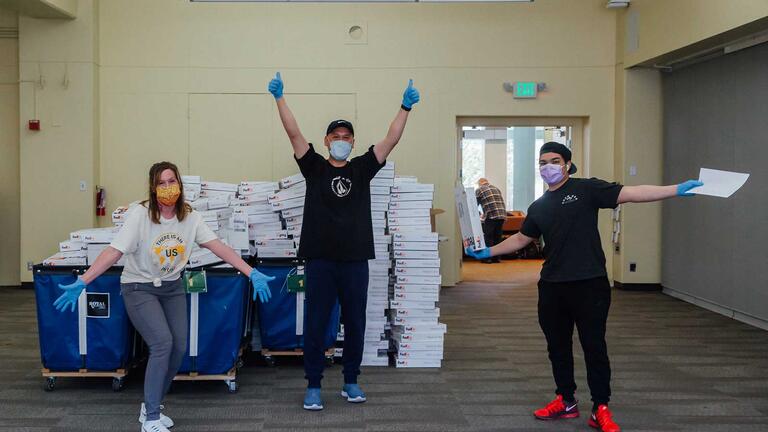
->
<box><xmin>663</xmin><ymin>286</ymin><xmax>768</xmax><ymax>332</ymax></box>
<box><xmin>20</xmin><ymin>282</ymin><xmax>34</xmax><ymax>290</ymax></box>
<box><xmin>614</xmin><ymin>281</ymin><xmax>662</xmax><ymax>291</ymax></box>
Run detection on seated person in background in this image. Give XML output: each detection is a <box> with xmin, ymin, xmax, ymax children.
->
<box><xmin>475</xmin><ymin>178</ymin><xmax>507</xmax><ymax>263</ymax></box>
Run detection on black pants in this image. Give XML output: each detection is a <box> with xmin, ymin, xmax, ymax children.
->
<box><xmin>538</xmin><ymin>276</ymin><xmax>612</xmax><ymax>405</ymax></box>
<box><xmin>482</xmin><ymin>218</ymin><xmax>505</xmax><ymax>250</ymax></box>
<box><xmin>304</xmin><ymin>259</ymin><xmax>368</xmax><ymax>388</ymax></box>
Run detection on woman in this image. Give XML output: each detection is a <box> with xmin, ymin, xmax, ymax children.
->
<box><xmin>54</xmin><ymin>161</ymin><xmax>274</xmax><ymax>432</ymax></box>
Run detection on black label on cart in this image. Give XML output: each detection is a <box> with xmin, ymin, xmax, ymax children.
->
<box><xmin>87</xmin><ymin>293</ymin><xmax>110</xmax><ymax>319</ymax></box>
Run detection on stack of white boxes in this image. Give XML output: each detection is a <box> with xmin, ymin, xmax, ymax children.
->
<box><xmin>259</xmin><ymin>173</ymin><xmax>305</xmax><ymax>258</ymax></box>
<box><xmin>388</xmin><ymin>178</ymin><xmax>445</xmax><ymax>368</ymax></box>
<box><xmin>362</xmin><ymin>161</ymin><xmax>395</xmax><ymax>366</ymax></box>
<box><xmin>184</xmin><ymin>176</ymin><xmax>241</xmax><ymax>267</ymax></box>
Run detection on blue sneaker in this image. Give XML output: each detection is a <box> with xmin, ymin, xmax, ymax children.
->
<box><xmin>303</xmin><ymin>388</ymin><xmax>324</xmax><ymax>411</ymax></box>
<box><xmin>341</xmin><ymin>384</ymin><xmax>367</xmax><ymax>403</ymax></box>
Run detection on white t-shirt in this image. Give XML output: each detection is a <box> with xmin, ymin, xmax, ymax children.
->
<box><xmin>110</xmin><ymin>204</ymin><xmax>218</xmax><ymax>284</ymax></box>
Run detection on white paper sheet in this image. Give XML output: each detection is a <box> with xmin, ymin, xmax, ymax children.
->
<box><xmin>689</xmin><ymin>168</ymin><xmax>749</xmax><ymax>198</ymax></box>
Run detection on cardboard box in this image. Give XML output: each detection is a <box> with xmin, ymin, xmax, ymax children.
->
<box><xmin>239</xmin><ymin>181</ymin><xmax>279</xmax><ymax>195</ymax></box>
<box><xmin>392</xmin><ymin>250</ymin><xmax>440</xmax><ymax>260</ymax></box>
<box><xmin>455</xmin><ymin>186</ymin><xmax>486</xmax><ymax>250</ymax></box>
<box><xmin>392</xmin><ymin>232</ymin><xmax>439</xmax><ymax>242</ymax></box>
<box><xmin>392</xmin><ymin>316</ymin><xmax>439</xmax><ymax>326</ymax></box>
<box><xmin>395</xmin><ymin>274</ymin><xmax>442</xmax><ymax>286</ymax></box>
<box><xmin>255</xmin><ymin>239</ymin><xmax>295</xmax><ymax>248</ymax></box>
<box><xmin>371</xmin><ymin>194</ymin><xmax>391</xmax><ymax>204</ymax></box>
<box><xmin>201</xmin><ymin>181</ymin><xmax>238</xmax><ymax>192</ymax></box>
<box><xmin>77</xmin><ymin>227</ymin><xmax>120</xmax><ymax>244</ymax></box>
<box><xmin>392</xmin><ymin>291</ymin><xmax>439</xmax><ymax>303</ymax></box>
<box><xmin>257</xmin><ymin>248</ymin><xmax>298</xmax><ymax>258</ymax></box>
<box><xmin>189</xmin><ymin>199</ymin><xmax>209</xmax><ymax>211</ymax></box>
<box><xmin>201</xmin><ymin>208</ymin><xmax>234</xmax><ymax>222</ymax></box>
<box><xmin>391</xmin><ymin>332</ymin><xmax>444</xmax><ymax>343</ymax></box>
<box><xmin>43</xmin><ymin>253</ymin><xmax>87</xmax><ymax>266</ymax></box>
<box><xmin>393</xmin><ymin>283</ymin><xmax>440</xmax><ymax>294</ymax></box>
<box><xmin>281</xmin><ymin>207</ymin><xmax>305</xmax><ymax>218</ymax></box>
<box><xmin>395</xmin><ymin>352</ymin><xmax>444</xmax><ymax>361</ymax></box>
<box><xmin>387</xmin><ymin>208</ymin><xmax>431</xmax><ymax>219</ymax></box>
<box><xmin>392</xmin><ymin>323</ymin><xmax>447</xmax><ymax>334</ymax></box>
<box><xmin>235</xmin><ymin>193</ymin><xmax>270</xmax><ymax>205</ymax></box>
<box><xmin>247</xmin><ymin>213</ymin><xmax>280</xmax><ymax>224</ymax></box>
<box><xmin>271</xmin><ymin>196</ymin><xmax>305</xmax><ymax>211</ymax></box>
<box><xmin>388</xmin><ymin>216</ymin><xmax>431</xmax><ymax>226</ymax></box>
<box><xmin>268</xmin><ymin>186</ymin><xmax>307</xmax><ymax>204</ymax></box>
<box><xmin>394</xmin><ymin>259</ymin><xmax>440</xmax><ymax>268</ymax></box>
<box><xmin>59</xmin><ymin>240</ymin><xmax>86</xmax><ymax>253</ymax></box>
<box><xmin>235</xmin><ymin>203</ymin><xmax>275</xmax><ymax>215</ymax></box>
<box><xmin>388</xmin><ymin>200</ymin><xmax>432</xmax><ymax>210</ymax></box>
<box><xmin>392</xmin><ymin>242</ymin><xmax>438</xmax><ymax>251</ymax></box>
<box><xmin>391</xmin><ymin>183</ymin><xmax>435</xmax><ymax>193</ymax></box>
<box><xmin>373</xmin><ymin>235</ymin><xmax>391</xmax><ymax>244</ymax></box>
<box><xmin>188</xmin><ymin>249</ymin><xmax>223</xmax><ymax>268</ymax></box>
<box><xmin>390</xmin><ymin>192</ymin><xmax>434</xmax><ymax>202</ymax></box>
<box><xmin>388</xmin><ymin>225</ymin><xmax>432</xmax><ymax>234</ymax></box>
<box><xmin>394</xmin><ymin>175</ymin><xmax>417</xmax><ymax>184</ymax></box>
<box><xmin>371</xmin><ymin>202</ymin><xmax>389</xmax><ymax>212</ymax></box>
<box><xmin>392</xmin><ymin>307</ymin><xmax>440</xmax><ymax>318</ymax></box>
<box><xmin>182</xmin><ymin>175</ymin><xmax>201</xmax><ymax>184</ymax></box>
<box><xmin>207</xmin><ymin>193</ymin><xmax>231</xmax><ymax>210</ymax></box>
<box><xmin>370</xmin><ymin>177</ymin><xmax>395</xmax><ymax>187</ymax></box>
<box><xmin>390</xmin><ymin>300</ymin><xmax>438</xmax><ymax>310</ymax></box>
<box><xmin>370</xmin><ymin>186</ymin><xmax>391</xmax><ymax>195</ymax></box>
<box><xmin>254</xmin><ymin>231</ymin><xmax>289</xmax><ymax>240</ymax></box>
<box><xmin>393</xmin><ymin>267</ymin><xmax>440</xmax><ymax>277</ymax></box>
<box><xmin>284</xmin><ymin>215</ymin><xmax>303</xmax><ymax>227</ymax></box>
<box><xmin>394</xmin><ymin>340</ymin><xmax>444</xmax><ymax>352</ymax></box>
<box><xmin>279</xmin><ymin>173</ymin><xmax>305</xmax><ymax>189</ymax></box>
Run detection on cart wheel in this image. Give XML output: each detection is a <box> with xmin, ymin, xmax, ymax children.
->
<box><xmin>236</xmin><ymin>359</ymin><xmax>245</xmax><ymax>369</ymax></box>
<box><xmin>43</xmin><ymin>377</ymin><xmax>56</xmax><ymax>392</ymax></box>
<box><xmin>325</xmin><ymin>355</ymin><xmax>334</xmax><ymax>367</ymax></box>
<box><xmin>264</xmin><ymin>356</ymin><xmax>276</xmax><ymax>367</ymax></box>
<box><xmin>112</xmin><ymin>377</ymin><xmax>125</xmax><ymax>392</ymax></box>
<box><xmin>226</xmin><ymin>380</ymin><xmax>238</xmax><ymax>393</ymax></box>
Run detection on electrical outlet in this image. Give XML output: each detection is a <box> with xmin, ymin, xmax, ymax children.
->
<box><xmin>27</xmin><ymin>261</ymin><xmax>34</xmax><ymax>271</ymax></box>
<box><xmin>629</xmin><ymin>262</ymin><xmax>637</xmax><ymax>272</ymax></box>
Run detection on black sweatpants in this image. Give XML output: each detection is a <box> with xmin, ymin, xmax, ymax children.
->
<box><xmin>304</xmin><ymin>258</ymin><xmax>369</xmax><ymax>388</ymax></box>
<box><xmin>482</xmin><ymin>218</ymin><xmax>505</xmax><ymax>249</ymax></box>
<box><xmin>537</xmin><ymin>276</ymin><xmax>612</xmax><ymax>405</ymax></box>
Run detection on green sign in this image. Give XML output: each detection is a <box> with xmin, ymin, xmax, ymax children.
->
<box><xmin>287</xmin><ymin>273</ymin><xmax>306</xmax><ymax>293</ymax></box>
<box><xmin>184</xmin><ymin>270</ymin><xmax>208</xmax><ymax>294</ymax></box>
<box><xmin>514</xmin><ymin>81</ymin><xmax>538</xmax><ymax>99</ymax></box>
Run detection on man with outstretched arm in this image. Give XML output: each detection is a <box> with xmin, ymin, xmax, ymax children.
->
<box><xmin>267</xmin><ymin>72</ymin><xmax>420</xmax><ymax>411</ymax></box>
<box><xmin>465</xmin><ymin>141</ymin><xmax>703</xmax><ymax>432</ymax></box>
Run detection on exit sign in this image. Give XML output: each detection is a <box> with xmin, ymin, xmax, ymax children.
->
<box><xmin>514</xmin><ymin>82</ymin><xmax>538</xmax><ymax>99</ymax></box>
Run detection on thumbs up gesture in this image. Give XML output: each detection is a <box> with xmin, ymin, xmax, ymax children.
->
<box><xmin>401</xmin><ymin>79</ymin><xmax>420</xmax><ymax>110</ymax></box>
<box><xmin>268</xmin><ymin>72</ymin><xmax>284</xmax><ymax>100</ymax></box>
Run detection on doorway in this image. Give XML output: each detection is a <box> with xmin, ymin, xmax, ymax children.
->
<box><xmin>456</xmin><ymin>117</ymin><xmax>585</xmax><ymax>281</ymax></box>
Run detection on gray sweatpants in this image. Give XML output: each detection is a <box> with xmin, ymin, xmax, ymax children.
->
<box><xmin>121</xmin><ymin>279</ymin><xmax>187</xmax><ymax>421</ymax></box>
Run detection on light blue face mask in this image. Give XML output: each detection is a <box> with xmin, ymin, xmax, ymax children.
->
<box><xmin>329</xmin><ymin>140</ymin><xmax>352</xmax><ymax>161</ymax></box>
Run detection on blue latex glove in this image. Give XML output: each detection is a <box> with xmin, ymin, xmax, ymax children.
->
<box><xmin>465</xmin><ymin>246</ymin><xmax>491</xmax><ymax>260</ymax></box>
<box><xmin>401</xmin><ymin>79</ymin><xmax>420</xmax><ymax>109</ymax></box>
<box><xmin>677</xmin><ymin>179</ymin><xmax>703</xmax><ymax>197</ymax></box>
<box><xmin>268</xmin><ymin>72</ymin><xmax>284</xmax><ymax>100</ymax></box>
<box><xmin>53</xmin><ymin>277</ymin><xmax>86</xmax><ymax>313</ymax></box>
<box><xmin>250</xmin><ymin>269</ymin><xmax>275</xmax><ymax>303</ymax></box>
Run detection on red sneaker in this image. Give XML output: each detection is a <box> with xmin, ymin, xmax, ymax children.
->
<box><xmin>533</xmin><ymin>395</ymin><xmax>580</xmax><ymax>420</ymax></box>
<box><xmin>588</xmin><ymin>405</ymin><xmax>621</xmax><ymax>432</ymax></box>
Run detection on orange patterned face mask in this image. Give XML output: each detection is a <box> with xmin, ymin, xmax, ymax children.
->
<box><xmin>156</xmin><ymin>184</ymin><xmax>181</xmax><ymax>207</ymax></box>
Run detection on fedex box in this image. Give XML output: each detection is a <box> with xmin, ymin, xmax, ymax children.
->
<box><xmin>454</xmin><ymin>186</ymin><xmax>486</xmax><ymax>250</ymax></box>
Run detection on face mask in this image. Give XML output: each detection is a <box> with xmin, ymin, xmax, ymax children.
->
<box><xmin>329</xmin><ymin>140</ymin><xmax>352</xmax><ymax>161</ymax></box>
<box><xmin>156</xmin><ymin>184</ymin><xmax>181</xmax><ymax>207</ymax></box>
<box><xmin>540</xmin><ymin>163</ymin><xmax>567</xmax><ymax>185</ymax></box>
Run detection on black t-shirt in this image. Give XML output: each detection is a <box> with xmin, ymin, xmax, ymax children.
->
<box><xmin>520</xmin><ymin>178</ymin><xmax>623</xmax><ymax>282</ymax></box>
<box><xmin>295</xmin><ymin>143</ymin><xmax>385</xmax><ymax>261</ymax></box>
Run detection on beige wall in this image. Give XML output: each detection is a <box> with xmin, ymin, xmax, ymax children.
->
<box><xmin>96</xmin><ymin>0</ymin><xmax>619</xmax><ymax>286</ymax></box>
<box><xmin>623</xmin><ymin>0</ymin><xmax>768</xmax><ymax>66</ymax></box>
<box><xmin>18</xmin><ymin>0</ymin><xmax>97</xmax><ymax>282</ymax></box>
<box><xmin>613</xmin><ymin>1</ymin><xmax>767</xmax><ymax>284</ymax></box>
<box><xmin>0</xmin><ymin>8</ymin><xmax>19</xmax><ymax>285</ymax></box>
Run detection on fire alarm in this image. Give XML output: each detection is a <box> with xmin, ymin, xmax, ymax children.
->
<box><xmin>28</xmin><ymin>120</ymin><xmax>41</xmax><ymax>131</ymax></box>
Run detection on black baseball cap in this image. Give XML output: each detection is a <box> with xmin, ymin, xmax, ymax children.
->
<box><xmin>540</xmin><ymin>141</ymin><xmax>577</xmax><ymax>174</ymax></box>
<box><xmin>326</xmin><ymin>119</ymin><xmax>354</xmax><ymax>136</ymax></box>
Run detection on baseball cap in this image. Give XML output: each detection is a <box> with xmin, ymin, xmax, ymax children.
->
<box><xmin>540</xmin><ymin>141</ymin><xmax>577</xmax><ymax>174</ymax></box>
<box><xmin>326</xmin><ymin>119</ymin><xmax>354</xmax><ymax>136</ymax></box>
